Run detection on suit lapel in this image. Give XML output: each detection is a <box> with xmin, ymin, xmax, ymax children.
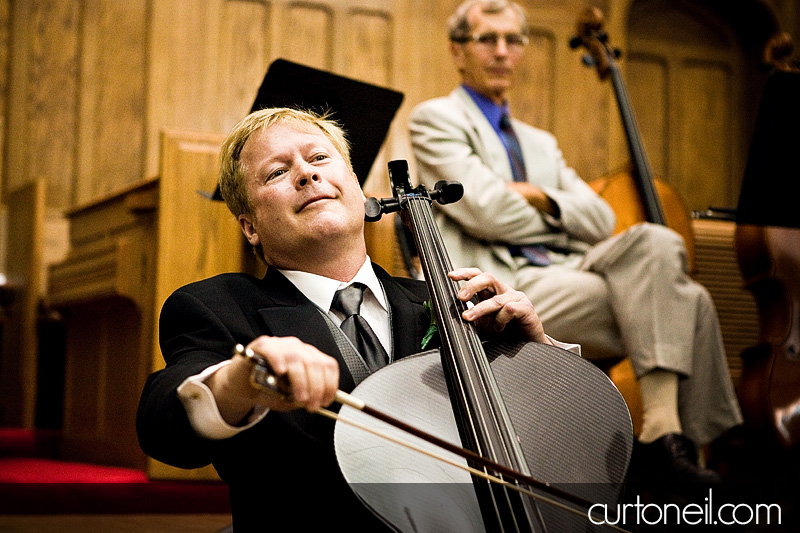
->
<box><xmin>451</xmin><ymin>86</ymin><xmax>515</xmax><ymax>183</ymax></box>
<box><xmin>374</xmin><ymin>265</ymin><xmax>430</xmax><ymax>359</ymax></box>
<box><xmin>256</xmin><ymin>266</ymin><xmax>430</xmax><ymax>390</ymax></box>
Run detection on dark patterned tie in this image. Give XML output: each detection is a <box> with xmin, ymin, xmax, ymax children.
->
<box><xmin>499</xmin><ymin>113</ymin><xmax>527</xmax><ymax>183</ymax></box>
<box><xmin>331</xmin><ymin>283</ymin><xmax>388</xmax><ymax>372</ymax></box>
<box><xmin>499</xmin><ymin>113</ymin><xmax>552</xmax><ymax>266</ymax></box>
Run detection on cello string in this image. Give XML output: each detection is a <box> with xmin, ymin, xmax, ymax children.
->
<box><xmin>409</xmin><ymin>198</ymin><xmax>504</xmax><ymax>467</ymax></box>
<box><xmin>409</xmin><ymin>196</ymin><xmax>548</xmax><ymax>532</ymax></box>
<box><xmin>407</xmin><ymin>198</ymin><xmax>532</xmax><ymax>530</ymax></box>
<box><xmin>319</xmin><ymin>406</ymin><xmax>633</xmax><ymax>533</ymax></box>
<box><xmin>412</xmin><ymin>197</ymin><xmax>541</xmax><ymax>480</ymax></box>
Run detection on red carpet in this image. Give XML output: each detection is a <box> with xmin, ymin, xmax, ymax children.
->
<box><xmin>0</xmin><ymin>429</ymin><xmax>230</xmax><ymax>515</ymax></box>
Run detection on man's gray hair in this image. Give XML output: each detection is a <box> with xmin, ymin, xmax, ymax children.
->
<box><xmin>448</xmin><ymin>0</ymin><xmax>529</xmax><ymax>42</ymax></box>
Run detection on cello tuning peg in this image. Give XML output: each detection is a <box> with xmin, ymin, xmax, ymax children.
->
<box><xmin>364</xmin><ymin>197</ymin><xmax>383</xmax><ymax>222</ymax></box>
<box><xmin>431</xmin><ymin>180</ymin><xmax>464</xmax><ymax>206</ymax></box>
<box><xmin>613</xmin><ymin>48</ymin><xmax>622</xmax><ymax>59</ymax></box>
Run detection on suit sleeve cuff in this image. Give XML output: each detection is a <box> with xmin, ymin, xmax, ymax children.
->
<box><xmin>547</xmin><ymin>335</ymin><xmax>581</xmax><ymax>356</ymax></box>
<box><xmin>177</xmin><ymin>360</ymin><xmax>269</xmax><ymax>440</ymax></box>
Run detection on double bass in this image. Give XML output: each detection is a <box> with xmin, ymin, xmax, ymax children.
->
<box><xmin>734</xmin><ymin>32</ymin><xmax>800</xmax><ymax>450</ymax></box>
<box><xmin>569</xmin><ymin>7</ymin><xmax>696</xmax><ymax>271</ymax></box>
<box><xmin>322</xmin><ymin>161</ymin><xmax>635</xmax><ymax>531</ymax></box>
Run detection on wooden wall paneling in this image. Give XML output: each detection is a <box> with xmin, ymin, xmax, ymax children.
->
<box><xmin>22</xmin><ymin>0</ymin><xmax>80</xmax><ymax>211</ymax></box>
<box><xmin>399</xmin><ymin>0</ymin><xmax>461</xmax><ymax>124</ymax></box>
<box><xmin>217</xmin><ymin>0</ymin><xmax>272</xmax><ymax>134</ymax></box>
<box><xmin>522</xmin><ymin>1</ymin><xmax>616</xmax><ymax>184</ymax></box>
<box><xmin>341</xmin><ymin>6</ymin><xmax>392</xmax><ymax>85</ymax></box>
<box><xmin>341</xmin><ymin>4</ymin><xmax>395</xmax><ymax>195</ymax></box>
<box><xmin>511</xmin><ymin>29</ymin><xmax>556</xmax><ymax>135</ymax></box>
<box><xmin>0</xmin><ymin>180</ymin><xmax>45</xmax><ymax>428</ymax></box>
<box><xmin>0</xmin><ymin>0</ymin><xmax>9</xmax><ymax>198</ymax></box>
<box><xmin>145</xmin><ymin>0</ymin><xmax>224</xmax><ymax>181</ymax></box>
<box><xmin>627</xmin><ymin>1</ymin><xmax>745</xmax><ymax>214</ymax></box>
<box><xmin>278</xmin><ymin>2</ymin><xmax>334</xmax><ymax>70</ymax></box>
<box><xmin>75</xmin><ymin>0</ymin><xmax>147</xmax><ymax>206</ymax></box>
<box><xmin>677</xmin><ymin>59</ymin><xmax>734</xmax><ymax>212</ymax></box>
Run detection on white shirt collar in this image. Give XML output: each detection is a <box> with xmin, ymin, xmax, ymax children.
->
<box><xmin>277</xmin><ymin>256</ymin><xmax>387</xmax><ymax>313</ymax></box>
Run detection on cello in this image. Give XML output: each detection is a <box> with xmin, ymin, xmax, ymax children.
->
<box><xmin>569</xmin><ymin>7</ymin><xmax>696</xmax><ymax>271</ymax></box>
<box><xmin>734</xmin><ymin>32</ymin><xmax>800</xmax><ymax>450</ymax></box>
<box><xmin>323</xmin><ymin>161</ymin><xmax>634</xmax><ymax>531</ymax></box>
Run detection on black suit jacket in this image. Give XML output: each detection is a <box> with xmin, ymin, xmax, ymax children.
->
<box><xmin>137</xmin><ymin>264</ymin><xmax>431</xmax><ymax>531</ymax></box>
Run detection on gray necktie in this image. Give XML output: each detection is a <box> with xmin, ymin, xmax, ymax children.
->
<box><xmin>331</xmin><ymin>283</ymin><xmax>388</xmax><ymax>372</ymax></box>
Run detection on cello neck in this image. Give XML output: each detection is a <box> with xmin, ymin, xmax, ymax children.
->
<box><xmin>570</xmin><ymin>5</ymin><xmax>667</xmax><ymax>226</ymax></box>
<box><xmin>606</xmin><ymin>61</ymin><xmax>667</xmax><ymax>225</ymax></box>
<box><xmin>387</xmin><ymin>161</ymin><xmax>541</xmax><ymax>531</ymax></box>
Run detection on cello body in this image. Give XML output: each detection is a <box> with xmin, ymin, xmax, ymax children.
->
<box><xmin>590</xmin><ymin>170</ymin><xmax>696</xmax><ymax>272</ymax></box>
<box><xmin>335</xmin><ymin>342</ymin><xmax>633</xmax><ymax>532</ymax></box>
<box><xmin>335</xmin><ymin>162</ymin><xmax>633</xmax><ymax>532</ymax></box>
<box><xmin>735</xmin><ymin>225</ymin><xmax>800</xmax><ymax>448</ymax></box>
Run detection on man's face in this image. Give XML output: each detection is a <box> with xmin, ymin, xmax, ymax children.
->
<box><xmin>237</xmin><ymin>122</ymin><xmax>366</xmax><ymax>268</ymax></box>
<box><xmin>451</xmin><ymin>6</ymin><xmax>526</xmax><ymax>105</ymax></box>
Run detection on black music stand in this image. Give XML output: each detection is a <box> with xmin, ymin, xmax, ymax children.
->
<box><xmin>209</xmin><ymin>59</ymin><xmax>404</xmax><ymax>200</ymax></box>
<box><xmin>736</xmin><ymin>70</ymin><xmax>800</xmax><ymax>228</ymax></box>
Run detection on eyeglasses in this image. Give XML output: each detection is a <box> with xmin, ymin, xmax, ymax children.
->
<box><xmin>455</xmin><ymin>32</ymin><xmax>529</xmax><ymax>49</ymax></box>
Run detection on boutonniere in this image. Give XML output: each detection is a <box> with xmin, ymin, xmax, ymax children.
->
<box><xmin>421</xmin><ymin>299</ymin><xmax>439</xmax><ymax>350</ymax></box>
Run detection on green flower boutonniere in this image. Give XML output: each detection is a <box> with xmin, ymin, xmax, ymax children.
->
<box><xmin>421</xmin><ymin>299</ymin><xmax>439</xmax><ymax>350</ymax></box>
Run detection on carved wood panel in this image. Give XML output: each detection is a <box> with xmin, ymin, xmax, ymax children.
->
<box><xmin>217</xmin><ymin>0</ymin><xmax>272</xmax><ymax>133</ymax></box>
<box><xmin>0</xmin><ymin>0</ymin><xmax>9</xmax><ymax>196</ymax></box>
<box><xmin>75</xmin><ymin>0</ymin><xmax>147</xmax><ymax>205</ymax></box>
<box><xmin>627</xmin><ymin>1</ymin><xmax>748</xmax><ymax>214</ymax></box>
<box><xmin>17</xmin><ymin>0</ymin><xmax>80</xmax><ymax>210</ymax></box>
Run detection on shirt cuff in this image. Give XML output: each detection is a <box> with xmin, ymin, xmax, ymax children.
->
<box><xmin>542</xmin><ymin>211</ymin><xmax>562</xmax><ymax>229</ymax></box>
<box><xmin>177</xmin><ymin>360</ymin><xmax>269</xmax><ymax>440</ymax></box>
<box><xmin>547</xmin><ymin>335</ymin><xmax>581</xmax><ymax>356</ymax></box>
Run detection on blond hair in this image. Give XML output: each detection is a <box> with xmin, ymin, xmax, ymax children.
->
<box><xmin>218</xmin><ymin>107</ymin><xmax>352</xmax><ymax>217</ymax></box>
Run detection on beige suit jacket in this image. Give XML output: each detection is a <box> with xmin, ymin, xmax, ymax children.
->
<box><xmin>408</xmin><ymin>86</ymin><xmax>616</xmax><ymax>285</ymax></box>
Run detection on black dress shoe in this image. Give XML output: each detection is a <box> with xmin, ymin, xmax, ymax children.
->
<box><xmin>631</xmin><ymin>433</ymin><xmax>722</xmax><ymax>486</ymax></box>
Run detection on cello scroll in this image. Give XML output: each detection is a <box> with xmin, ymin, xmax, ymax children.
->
<box><xmin>569</xmin><ymin>6</ymin><xmax>697</xmax><ymax>272</ymax></box>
